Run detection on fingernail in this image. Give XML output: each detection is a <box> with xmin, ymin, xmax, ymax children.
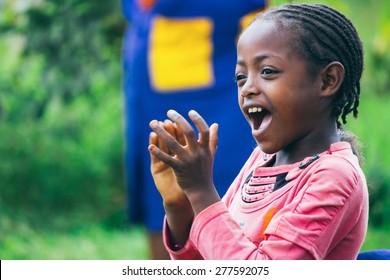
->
<box><xmin>189</xmin><ymin>110</ymin><xmax>198</xmax><ymax>117</ymax></box>
<box><xmin>167</xmin><ymin>109</ymin><xmax>177</xmax><ymax>117</ymax></box>
<box><xmin>149</xmin><ymin>120</ymin><xmax>158</xmax><ymax>128</ymax></box>
<box><xmin>148</xmin><ymin>145</ymin><xmax>155</xmax><ymax>152</ymax></box>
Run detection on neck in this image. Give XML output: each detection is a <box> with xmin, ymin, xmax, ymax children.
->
<box><xmin>273</xmin><ymin>122</ymin><xmax>339</xmax><ymax>167</ymax></box>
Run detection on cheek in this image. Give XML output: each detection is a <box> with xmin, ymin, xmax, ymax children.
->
<box><xmin>274</xmin><ymin>94</ymin><xmax>317</xmax><ymax>141</ymax></box>
<box><xmin>279</xmin><ymin>102</ymin><xmax>308</xmax><ymax>129</ymax></box>
<box><xmin>272</xmin><ymin>94</ymin><xmax>308</xmax><ymax>135</ymax></box>
<box><xmin>238</xmin><ymin>95</ymin><xmax>245</xmax><ymax>113</ymax></box>
<box><xmin>273</xmin><ymin>85</ymin><xmax>310</xmax><ymax>114</ymax></box>
<box><xmin>238</xmin><ymin>92</ymin><xmax>243</xmax><ymax>104</ymax></box>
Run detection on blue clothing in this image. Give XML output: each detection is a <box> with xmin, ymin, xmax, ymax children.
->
<box><xmin>122</xmin><ymin>0</ymin><xmax>267</xmax><ymax>231</ymax></box>
<box><xmin>357</xmin><ymin>250</ymin><xmax>390</xmax><ymax>260</ymax></box>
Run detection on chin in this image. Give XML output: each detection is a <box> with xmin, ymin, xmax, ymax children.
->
<box><xmin>257</xmin><ymin>141</ymin><xmax>279</xmax><ymax>155</ymax></box>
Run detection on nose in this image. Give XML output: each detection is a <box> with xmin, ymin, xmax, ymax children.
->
<box><xmin>240</xmin><ymin>76</ymin><xmax>260</xmax><ymax>98</ymax></box>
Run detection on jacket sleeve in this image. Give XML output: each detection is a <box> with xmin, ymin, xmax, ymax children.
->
<box><xmin>162</xmin><ymin>217</ymin><xmax>204</xmax><ymax>260</ymax></box>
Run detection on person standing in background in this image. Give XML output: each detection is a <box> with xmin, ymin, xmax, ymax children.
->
<box><xmin>121</xmin><ymin>0</ymin><xmax>268</xmax><ymax>259</ymax></box>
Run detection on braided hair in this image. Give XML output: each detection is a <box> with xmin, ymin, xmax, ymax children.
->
<box><xmin>253</xmin><ymin>3</ymin><xmax>364</xmax><ymax>129</ymax></box>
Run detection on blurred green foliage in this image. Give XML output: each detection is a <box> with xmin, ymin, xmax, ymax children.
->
<box><xmin>1</xmin><ymin>222</ymin><xmax>148</xmax><ymax>259</ymax></box>
<box><xmin>0</xmin><ymin>0</ymin><xmax>126</xmax><ymax>231</ymax></box>
<box><xmin>0</xmin><ymin>0</ymin><xmax>390</xmax><ymax>259</ymax></box>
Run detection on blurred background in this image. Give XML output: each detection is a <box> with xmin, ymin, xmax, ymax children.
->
<box><xmin>0</xmin><ymin>0</ymin><xmax>389</xmax><ymax>259</ymax></box>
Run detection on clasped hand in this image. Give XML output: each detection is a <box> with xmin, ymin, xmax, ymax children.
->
<box><xmin>148</xmin><ymin>110</ymin><xmax>220</xmax><ymax>214</ymax></box>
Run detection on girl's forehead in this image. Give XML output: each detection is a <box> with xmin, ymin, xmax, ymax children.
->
<box><xmin>237</xmin><ymin>19</ymin><xmax>293</xmax><ymax>53</ymax></box>
<box><xmin>240</xmin><ymin>19</ymin><xmax>288</xmax><ymax>44</ymax></box>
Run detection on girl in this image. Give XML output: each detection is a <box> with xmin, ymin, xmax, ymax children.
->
<box><xmin>148</xmin><ymin>3</ymin><xmax>368</xmax><ymax>260</ymax></box>
<box><xmin>121</xmin><ymin>0</ymin><xmax>267</xmax><ymax>259</ymax></box>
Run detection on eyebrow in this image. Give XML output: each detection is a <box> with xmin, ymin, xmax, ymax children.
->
<box><xmin>236</xmin><ymin>54</ymin><xmax>273</xmax><ymax>67</ymax></box>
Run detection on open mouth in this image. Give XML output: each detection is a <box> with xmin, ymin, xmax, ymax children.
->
<box><xmin>247</xmin><ymin>107</ymin><xmax>269</xmax><ymax>130</ymax></box>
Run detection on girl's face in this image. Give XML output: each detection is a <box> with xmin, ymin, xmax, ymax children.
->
<box><xmin>236</xmin><ymin>19</ymin><xmax>328</xmax><ymax>156</ymax></box>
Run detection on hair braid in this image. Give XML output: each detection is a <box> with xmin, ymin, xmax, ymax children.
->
<box><xmin>255</xmin><ymin>4</ymin><xmax>364</xmax><ymax>128</ymax></box>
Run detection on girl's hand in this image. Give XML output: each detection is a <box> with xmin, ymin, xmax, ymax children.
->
<box><xmin>149</xmin><ymin>120</ymin><xmax>188</xmax><ymax>207</ymax></box>
<box><xmin>148</xmin><ymin>110</ymin><xmax>220</xmax><ymax>214</ymax></box>
<box><xmin>149</xmin><ymin>119</ymin><xmax>194</xmax><ymax>248</ymax></box>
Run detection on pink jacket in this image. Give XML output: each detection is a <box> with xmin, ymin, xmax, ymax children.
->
<box><xmin>163</xmin><ymin>142</ymin><xmax>369</xmax><ymax>260</ymax></box>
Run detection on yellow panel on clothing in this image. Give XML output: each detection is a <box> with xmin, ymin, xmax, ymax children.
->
<box><xmin>149</xmin><ymin>16</ymin><xmax>214</xmax><ymax>92</ymax></box>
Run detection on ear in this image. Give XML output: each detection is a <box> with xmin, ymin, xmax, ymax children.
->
<box><xmin>319</xmin><ymin>61</ymin><xmax>345</xmax><ymax>97</ymax></box>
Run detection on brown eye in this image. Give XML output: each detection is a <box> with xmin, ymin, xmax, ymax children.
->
<box><xmin>235</xmin><ymin>73</ymin><xmax>247</xmax><ymax>82</ymax></box>
<box><xmin>261</xmin><ymin>67</ymin><xmax>278</xmax><ymax>75</ymax></box>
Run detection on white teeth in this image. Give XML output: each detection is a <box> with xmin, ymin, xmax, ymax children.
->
<box><xmin>248</xmin><ymin>107</ymin><xmax>262</xmax><ymax>113</ymax></box>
